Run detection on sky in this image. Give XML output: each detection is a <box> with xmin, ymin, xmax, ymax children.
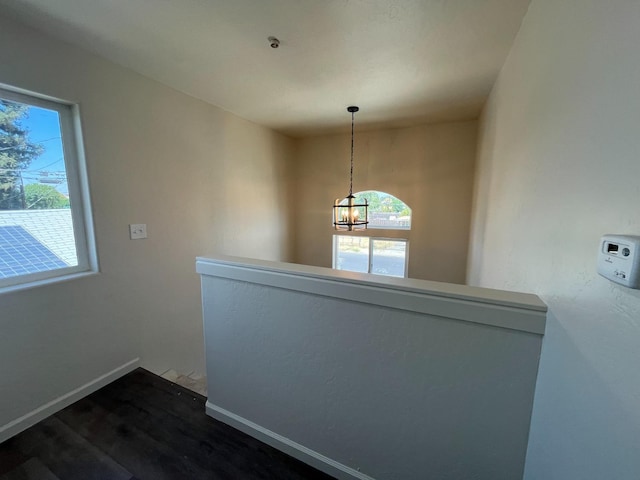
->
<box><xmin>20</xmin><ymin>104</ymin><xmax>69</xmax><ymax>195</ymax></box>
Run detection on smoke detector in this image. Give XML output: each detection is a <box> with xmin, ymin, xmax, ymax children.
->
<box><xmin>268</xmin><ymin>36</ymin><xmax>280</xmax><ymax>48</ymax></box>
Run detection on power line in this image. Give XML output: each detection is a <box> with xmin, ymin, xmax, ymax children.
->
<box><xmin>0</xmin><ymin>167</ymin><xmax>66</xmax><ymax>174</ymax></box>
<box><xmin>0</xmin><ymin>136</ymin><xmax>61</xmax><ymax>152</ymax></box>
<box><xmin>31</xmin><ymin>157</ymin><xmax>64</xmax><ymax>172</ymax></box>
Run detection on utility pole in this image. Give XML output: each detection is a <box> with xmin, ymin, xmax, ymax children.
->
<box><xmin>19</xmin><ymin>169</ymin><xmax>26</xmax><ymax>209</ymax></box>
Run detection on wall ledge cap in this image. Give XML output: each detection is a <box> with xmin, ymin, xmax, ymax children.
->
<box><xmin>196</xmin><ymin>255</ymin><xmax>547</xmax><ymax>335</ymax></box>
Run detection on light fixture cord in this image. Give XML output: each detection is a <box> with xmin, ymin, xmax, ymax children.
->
<box><xmin>349</xmin><ymin>109</ymin><xmax>354</xmax><ymax>196</ymax></box>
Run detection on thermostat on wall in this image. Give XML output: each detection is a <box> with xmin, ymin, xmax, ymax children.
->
<box><xmin>597</xmin><ymin>235</ymin><xmax>640</xmax><ymax>289</ymax></box>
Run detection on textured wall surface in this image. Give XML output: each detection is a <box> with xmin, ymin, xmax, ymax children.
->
<box><xmin>468</xmin><ymin>1</ymin><xmax>640</xmax><ymax>478</ymax></box>
<box><xmin>200</xmin><ymin>257</ymin><xmax>545</xmax><ymax>480</ymax></box>
<box><xmin>293</xmin><ymin>121</ymin><xmax>477</xmax><ymax>283</ymax></box>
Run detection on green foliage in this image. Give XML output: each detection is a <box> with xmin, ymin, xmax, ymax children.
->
<box><xmin>353</xmin><ymin>190</ymin><xmax>411</xmax><ymax>215</ymax></box>
<box><xmin>0</xmin><ymin>99</ymin><xmax>44</xmax><ymax>209</ymax></box>
<box><xmin>24</xmin><ymin>183</ymin><xmax>69</xmax><ymax>209</ymax></box>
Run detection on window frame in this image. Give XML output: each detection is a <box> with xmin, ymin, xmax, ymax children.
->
<box><xmin>332</xmin><ymin>234</ymin><xmax>409</xmax><ymax>278</ymax></box>
<box><xmin>0</xmin><ymin>84</ymin><xmax>97</xmax><ymax>293</ymax></box>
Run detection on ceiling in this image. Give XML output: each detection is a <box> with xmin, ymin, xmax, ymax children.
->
<box><xmin>0</xmin><ymin>0</ymin><xmax>531</xmax><ymax>137</ymax></box>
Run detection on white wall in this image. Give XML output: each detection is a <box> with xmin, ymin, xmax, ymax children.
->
<box><xmin>294</xmin><ymin>121</ymin><xmax>477</xmax><ymax>283</ymax></box>
<box><xmin>199</xmin><ymin>256</ymin><xmax>546</xmax><ymax>480</ymax></box>
<box><xmin>0</xmin><ymin>14</ymin><xmax>293</xmax><ymax>432</ymax></box>
<box><xmin>468</xmin><ymin>1</ymin><xmax>640</xmax><ymax>478</ymax></box>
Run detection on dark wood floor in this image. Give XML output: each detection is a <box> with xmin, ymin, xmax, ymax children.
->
<box><xmin>0</xmin><ymin>368</ymin><xmax>335</xmax><ymax>480</ymax></box>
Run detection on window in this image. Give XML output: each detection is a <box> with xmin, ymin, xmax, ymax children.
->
<box><xmin>351</xmin><ymin>190</ymin><xmax>411</xmax><ymax>230</ymax></box>
<box><xmin>333</xmin><ymin>235</ymin><xmax>409</xmax><ymax>278</ymax></box>
<box><xmin>332</xmin><ymin>190</ymin><xmax>411</xmax><ymax>278</ymax></box>
<box><xmin>0</xmin><ymin>85</ymin><xmax>96</xmax><ymax>291</ymax></box>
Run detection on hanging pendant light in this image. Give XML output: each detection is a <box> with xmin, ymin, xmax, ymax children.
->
<box><xmin>333</xmin><ymin>106</ymin><xmax>368</xmax><ymax>231</ymax></box>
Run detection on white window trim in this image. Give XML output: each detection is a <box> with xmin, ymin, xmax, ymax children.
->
<box><xmin>0</xmin><ymin>85</ymin><xmax>98</xmax><ymax>293</ymax></box>
<box><xmin>332</xmin><ymin>235</ymin><xmax>409</xmax><ymax>278</ymax></box>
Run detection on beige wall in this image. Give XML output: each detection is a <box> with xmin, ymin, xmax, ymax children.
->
<box><xmin>0</xmin><ymin>14</ymin><xmax>293</xmax><ymax>429</ymax></box>
<box><xmin>293</xmin><ymin>121</ymin><xmax>477</xmax><ymax>283</ymax></box>
<box><xmin>468</xmin><ymin>0</ymin><xmax>640</xmax><ymax>478</ymax></box>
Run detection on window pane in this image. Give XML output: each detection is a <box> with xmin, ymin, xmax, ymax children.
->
<box><xmin>334</xmin><ymin>235</ymin><xmax>369</xmax><ymax>273</ymax></box>
<box><xmin>371</xmin><ymin>239</ymin><xmax>407</xmax><ymax>277</ymax></box>
<box><xmin>353</xmin><ymin>190</ymin><xmax>411</xmax><ymax>230</ymax></box>
<box><xmin>0</xmin><ymin>96</ymin><xmax>78</xmax><ymax>281</ymax></box>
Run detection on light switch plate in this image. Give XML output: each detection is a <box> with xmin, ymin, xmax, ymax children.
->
<box><xmin>129</xmin><ymin>223</ymin><xmax>147</xmax><ymax>240</ymax></box>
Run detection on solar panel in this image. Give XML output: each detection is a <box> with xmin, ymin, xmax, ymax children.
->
<box><xmin>0</xmin><ymin>225</ymin><xmax>69</xmax><ymax>279</ymax></box>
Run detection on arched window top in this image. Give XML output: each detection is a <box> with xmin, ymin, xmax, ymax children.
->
<box><xmin>338</xmin><ymin>190</ymin><xmax>411</xmax><ymax>230</ymax></box>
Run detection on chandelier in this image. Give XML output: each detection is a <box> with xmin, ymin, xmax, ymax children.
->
<box><xmin>333</xmin><ymin>106</ymin><xmax>368</xmax><ymax>231</ymax></box>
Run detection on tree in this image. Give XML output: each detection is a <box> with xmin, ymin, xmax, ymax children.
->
<box><xmin>24</xmin><ymin>183</ymin><xmax>70</xmax><ymax>209</ymax></box>
<box><xmin>355</xmin><ymin>190</ymin><xmax>382</xmax><ymax>210</ymax></box>
<box><xmin>0</xmin><ymin>99</ymin><xmax>44</xmax><ymax>209</ymax></box>
<box><xmin>355</xmin><ymin>190</ymin><xmax>409</xmax><ymax>214</ymax></box>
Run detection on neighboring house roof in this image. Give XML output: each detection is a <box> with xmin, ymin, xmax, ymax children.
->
<box><xmin>0</xmin><ymin>209</ymin><xmax>77</xmax><ymax>266</ymax></box>
<box><xmin>0</xmin><ymin>225</ymin><xmax>68</xmax><ymax>278</ymax></box>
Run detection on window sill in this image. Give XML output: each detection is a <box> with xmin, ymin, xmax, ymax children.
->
<box><xmin>0</xmin><ymin>270</ymin><xmax>99</xmax><ymax>296</ymax></box>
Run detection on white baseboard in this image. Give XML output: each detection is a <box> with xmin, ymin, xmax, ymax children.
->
<box><xmin>206</xmin><ymin>401</ymin><xmax>375</xmax><ymax>480</ymax></box>
<box><xmin>0</xmin><ymin>358</ymin><xmax>140</xmax><ymax>443</ymax></box>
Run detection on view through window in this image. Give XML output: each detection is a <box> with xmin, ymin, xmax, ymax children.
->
<box><xmin>351</xmin><ymin>190</ymin><xmax>411</xmax><ymax>229</ymax></box>
<box><xmin>0</xmin><ymin>86</ymin><xmax>94</xmax><ymax>289</ymax></box>
<box><xmin>333</xmin><ymin>235</ymin><xmax>408</xmax><ymax>278</ymax></box>
<box><xmin>333</xmin><ymin>190</ymin><xmax>411</xmax><ymax>278</ymax></box>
